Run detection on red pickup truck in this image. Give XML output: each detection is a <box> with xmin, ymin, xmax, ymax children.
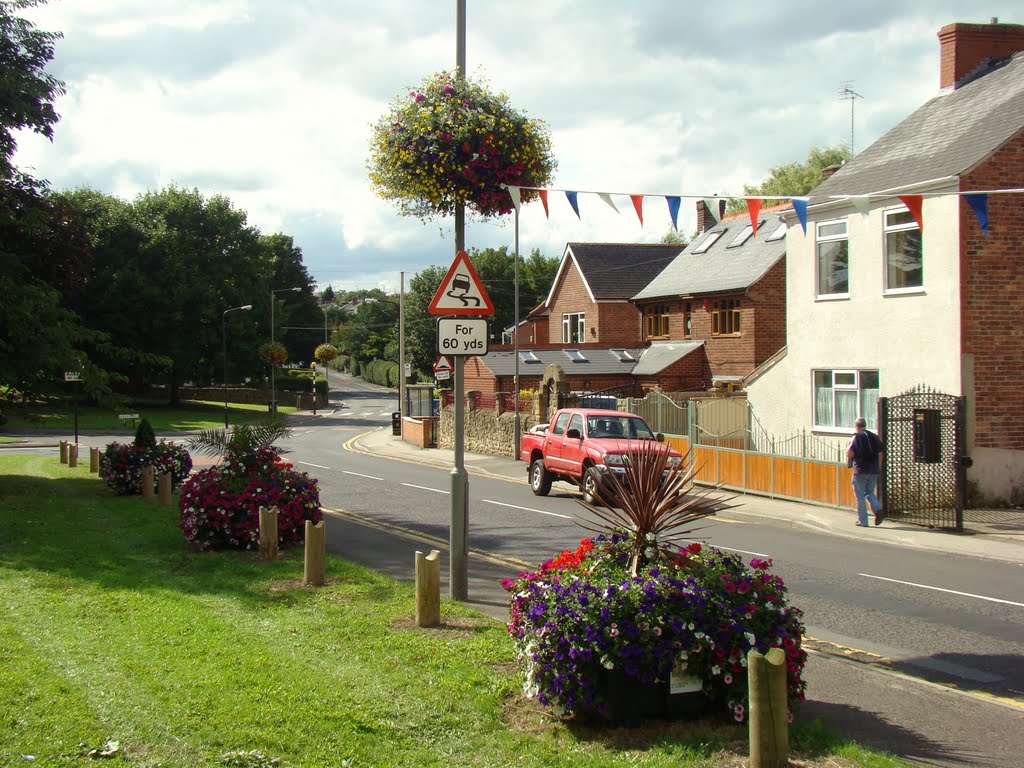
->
<box><xmin>520</xmin><ymin>408</ymin><xmax>682</xmax><ymax>503</ymax></box>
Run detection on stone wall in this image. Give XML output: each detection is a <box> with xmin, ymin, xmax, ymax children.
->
<box><xmin>157</xmin><ymin>386</ymin><xmax>327</xmax><ymax>408</ymax></box>
<box><xmin>437</xmin><ymin>400</ymin><xmax>540</xmax><ymax>458</ymax></box>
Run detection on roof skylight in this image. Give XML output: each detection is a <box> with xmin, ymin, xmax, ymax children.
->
<box><xmin>693</xmin><ymin>230</ymin><xmax>724</xmax><ymax>254</ymax></box>
<box><xmin>766</xmin><ymin>221</ymin><xmax>787</xmax><ymax>241</ymax></box>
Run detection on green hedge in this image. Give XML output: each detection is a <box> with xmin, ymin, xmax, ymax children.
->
<box><xmin>275</xmin><ymin>373</ymin><xmax>327</xmax><ymax>395</ymax></box>
<box><xmin>361</xmin><ymin>360</ymin><xmax>398</xmax><ymax>388</ymax></box>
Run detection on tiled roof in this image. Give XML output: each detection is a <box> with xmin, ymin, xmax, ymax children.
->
<box><xmin>630</xmin><ymin>341</ymin><xmax>704</xmax><ymax>376</ymax></box>
<box><xmin>632</xmin><ymin>213</ymin><xmax>786</xmax><ymax>300</ymax></box>
<box><xmin>811</xmin><ymin>51</ymin><xmax>1024</xmax><ymax>199</ymax></box>
<box><xmin>557</xmin><ymin>243</ymin><xmax>681</xmax><ymax>302</ymax></box>
<box><xmin>474</xmin><ymin>347</ymin><xmax>646</xmax><ymax>376</ymax></box>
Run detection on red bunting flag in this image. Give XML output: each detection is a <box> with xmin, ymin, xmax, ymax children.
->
<box><xmin>538</xmin><ymin>189</ymin><xmax>549</xmax><ymax>219</ymax></box>
<box><xmin>746</xmin><ymin>198</ymin><xmax>762</xmax><ymax>234</ymax></box>
<box><xmin>897</xmin><ymin>195</ymin><xmax>924</xmax><ymax>230</ymax></box>
<box><xmin>630</xmin><ymin>194</ymin><xmax>644</xmax><ymax>226</ymax></box>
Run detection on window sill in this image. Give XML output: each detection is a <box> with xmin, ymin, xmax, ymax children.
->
<box><xmin>883</xmin><ymin>287</ymin><xmax>925</xmax><ymax>297</ymax></box>
<box><xmin>815</xmin><ymin>293</ymin><xmax>849</xmax><ymax>302</ymax></box>
<box><xmin>710</xmin><ymin>334</ymin><xmax>742</xmax><ymax>338</ymax></box>
<box><xmin>812</xmin><ymin>427</ymin><xmax>856</xmax><ymax>437</ymax></box>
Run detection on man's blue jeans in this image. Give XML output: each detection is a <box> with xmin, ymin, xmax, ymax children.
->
<box><xmin>852</xmin><ymin>473</ymin><xmax>881</xmax><ymax>526</ymax></box>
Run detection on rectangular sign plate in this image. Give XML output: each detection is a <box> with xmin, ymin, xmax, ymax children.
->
<box><xmin>436</xmin><ymin>318</ymin><xmax>488</xmax><ymax>356</ymax></box>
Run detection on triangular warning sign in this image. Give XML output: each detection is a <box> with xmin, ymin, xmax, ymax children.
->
<box><xmin>427</xmin><ymin>250</ymin><xmax>495</xmax><ymax>316</ymax></box>
<box><xmin>433</xmin><ymin>355</ymin><xmax>453</xmax><ymax>373</ymax></box>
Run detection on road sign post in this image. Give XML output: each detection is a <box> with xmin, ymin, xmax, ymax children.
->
<box><xmin>428</xmin><ymin>251</ymin><xmax>495</xmax><ymax>602</ymax></box>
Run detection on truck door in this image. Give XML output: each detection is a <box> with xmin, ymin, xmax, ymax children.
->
<box><xmin>544</xmin><ymin>411</ymin><xmax>572</xmax><ymax>472</ymax></box>
<box><xmin>557</xmin><ymin>412</ymin><xmax>586</xmax><ymax>476</ymax></box>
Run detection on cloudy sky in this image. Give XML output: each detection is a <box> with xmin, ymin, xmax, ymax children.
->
<box><xmin>14</xmin><ymin>1</ymin><xmax>1021</xmax><ymax>294</ymax></box>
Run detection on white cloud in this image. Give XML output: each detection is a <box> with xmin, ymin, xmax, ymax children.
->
<box><xmin>14</xmin><ymin>0</ymin><xmax>1024</xmax><ymax>291</ymax></box>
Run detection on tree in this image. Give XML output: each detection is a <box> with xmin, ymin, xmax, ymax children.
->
<box><xmin>0</xmin><ymin>0</ymin><xmax>64</xmax><ymax>176</ymax></box>
<box><xmin>726</xmin><ymin>143</ymin><xmax>852</xmax><ymax>214</ymax></box>
<box><xmin>335</xmin><ymin>293</ymin><xmax>398</xmax><ymax>369</ymax></box>
<box><xmin>320</xmin><ymin>285</ymin><xmax>335</xmax><ymax>304</ymax></box>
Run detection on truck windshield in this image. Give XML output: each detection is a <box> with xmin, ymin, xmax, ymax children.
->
<box><xmin>587</xmin><ymin>415</ymin><xmax>655</xmax><ymax>439</ymax></box>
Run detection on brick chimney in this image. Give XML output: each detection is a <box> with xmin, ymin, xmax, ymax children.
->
<box><xmin>695</xmin><ymin>199</ymin><xmax>726</xmax><ymax>234</ymax></box>
<box><xmin>820</xmin><ymin>163</ymin><xmax>842</xmax><ymax>182</ymax></box>
<box><xmin>938</xmin><ymin>19</ymin><xmax>1024</xmax><ymax>90</ymax></box>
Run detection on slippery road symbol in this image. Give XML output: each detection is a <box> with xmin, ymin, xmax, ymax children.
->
<box><xmin>446</xmin><ymin>272</ymin><xmax>481</xmax><ymax>307</ymax></box>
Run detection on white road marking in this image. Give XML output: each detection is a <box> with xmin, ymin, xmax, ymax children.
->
<box><xmin>859</xmin><ymin>573</ymin><xmax>1024</xmax><ymax>607</ymax></box>
<box><xmin>482</xmin><ymin>499</ymin><xmax>573</xmax><ymax>520</ymax></box>
<box><xmin>296</xmin><ymin>460</ymin><xmax>329</xmax><ymax>469</ymax></box>
<box><xmin>402</xmin><ymin>483</ymin><xmax>449</xmax><ymax>495</ymax></box>
<box><xmin>680</xmin><ymin>539</ymin><xmax>771</xmax><ymax>559</ymax></box>
<box><xmin>343</xmin><ymin>470</ymin><xmax>384</xmax><ymax>481</ymax></box>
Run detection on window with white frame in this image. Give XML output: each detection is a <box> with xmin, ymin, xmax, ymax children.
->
<box><xmin>813</xmin><ymin>369</ymin><xmax>879</xmax><ymax>430</ymax></box>
<box><xmin>816</xmin><ymin>219</ymin><xmax>849</xmax><ymax>297</ymax></box>
<box><xmin>562</xmin><ymin>312</ymin><xmax>585</xmax><ymax>343</ymax></box>
<box><xmin>884</xmin><ymin>207</ymin><xmax>922</xmax><ymax>291</ymax></box>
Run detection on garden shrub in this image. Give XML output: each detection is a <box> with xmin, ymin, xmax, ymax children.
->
<box><xmin>133</xmin><ymin>418</ymin><xmax>156</xmax><ymax>447</ymax></box>
<box><xmin>99</xmin><ymin>441</ymin><xmax>193</xmax><ymax>495</ymax></box>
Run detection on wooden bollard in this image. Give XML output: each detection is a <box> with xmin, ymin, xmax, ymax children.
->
<box><xmin>748</xmin><ymin>647</ymin><xmax>789</xmax><ymax>768</ymax></box>
<box><xmin>59</xmin><ymin>440</ymin><xmax>68</xmax><ymax>464</ymax></box>
<box><xmin>89</xmin><ymin>447</ymin><xmax>100</xmax><ymax>473</ymax></box>
<box><xmin>157</xmin><ymin>472</ymin><xmax>172</xmax><ymax>507</ymax></box>
<box><xmin>68</xmin><ymin>444</ymin><xmax>78</xmax><ymax>468</ymax></box>
<box><xmin>140</xmin><ymin>466</ymin><xmax>155</xmax><ymax>499</ymax></box>
<box><xmin>303</xmin><ymin>520</ymin><xmax>326</xmax><ymax>586</ymax></box>
<box><xmin>415</xmin><ymin>549</ymin><xmax>441</xmax><ymax>627</ymax></box>
<box><xmin>259</xmin><ymin>505</ymin><xmax>279</xmax><ymax>561</ymax></box>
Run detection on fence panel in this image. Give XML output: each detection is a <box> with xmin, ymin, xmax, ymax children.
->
<box><xmin>692</xmin><ymin>446</ymin><xmax>719</xmax><ymax>484</ymax></box>
<box><xmin>772</xmin><ymin>457</ymin><xmax>804</xmax><ymax>499</ymax></box>
<box><xmin>805</xmin><ymin>463</ymin><xmax>840</xmax><ymax>507</ymax></box>
<box><xmin>718</xmin><ymin>450</ymin><xmax>746</xmax><ymax>488</ymax></box>
<box><xmin>744</xmin><ymin>453</ymin><xmax>773</xmax><ymax>494</ymax></box>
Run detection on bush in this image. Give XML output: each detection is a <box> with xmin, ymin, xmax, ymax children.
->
<box><xmin>133</xmin><ymin>418</ymin><xmax>156</xmax><ymax>448</ymax></box>
<box><xmin>99</xmin><ymin>441</ymin><xmax>193</xmax><ymax>495</ymax></box>
<box><xmin>178</xmin><ymin>447</ymin><xmax>321</xmax><ymax>550</ymax></box>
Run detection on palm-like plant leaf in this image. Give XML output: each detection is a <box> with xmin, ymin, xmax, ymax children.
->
<box><xmin>185</xmin><ymin>422</ymin><xmax>291</xmax><ymax>458</ymax></box>
<box><xmin>575</xmin><ymin>443</ymin><xmax>735</xmax><ymax>572</ymax></box>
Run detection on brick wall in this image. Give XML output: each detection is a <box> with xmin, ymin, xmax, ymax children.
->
<box><xmin>747</xmin><ymin>258</ymin><xmax>788</xmax><ymax>364</ymax></box>
<box><xmin>636</xmin><ymin>347</ymin><xmax>712</xmax><ymax>391</ymax></box>
<box><xmin>938</xmin><ymin>22</ymin><xmax>1024</xmax><ymax>89</ymax></box>
<box><xmin>546</xmin><ymin>266</ymin><xmax>644</xmax><ymax>346</ymax></box>
<box><xmin>959</xmin><ymin>127</ymin><xmax>1024</xmax><ymax>451</ymax></box>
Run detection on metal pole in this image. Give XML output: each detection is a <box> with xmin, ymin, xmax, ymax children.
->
<box><xmin>449</xmin><ymin>0</ymin><xmax>469</xmax><ymax>600</ymax></box>
<box><xmin>513</xmin><ymin>206</ymin><xmax>521</xmax><ymax>458</ymax></box>
<box><xmin>223</xmin><ymin>310</ymin><xmax>229</xmax><ymax>430</ymax></box>
<box><xmin>450</xmin><ymin>355</ymin><xmax>468</xmax><ymax>599</ymax></box>
<box><xmin>399</xmin><ymin>271</ymin><xmax>406</xmax><ymax>419</ymax></box>
<box><xmin>270</xmin><ymin>290</ymin><xmax>275</xmax><ymax>416</ymax></box>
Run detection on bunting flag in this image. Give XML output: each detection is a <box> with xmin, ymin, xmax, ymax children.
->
<box><xmin>666</xmin><ymin>196</ymin><xmax>681</xmax><ymax>231</ymax></box>
<box><xmin>898</xmin><ymin>195</ymin><xmax>924</xmax><ymax>230</ymax></box>
<box><xmin>506</xmin><ymin>185</ymin><xmax>521</xmax><ymax>212</ymax></box>
<box><xmin>965</xmin><ymin>193</ymin><xmax>988</xmax><ymax>236</ymax></box>
<box><xmin>597</xmin><ymin>192</ymin><xmax>619</xmax><ymax>213</ymax></box>
<box><xmin>538</xmin><ymin>189</ymin><xmax>549</xmax><ymax>219</ymax></box>
<box><xmin>565</xmin><ymin>190</ymin><xmax>581</xmax><ymax>219</ymax></box>
<box><xmin>792</xmin><ymin>197</ymin><xmax>808</xmax><ymax>234</ymax></box>
<box><xmin>745</xmin><ymin>198</ymin><xmax>762</xmax><ymax>234</ymax></box>
<box><xmin>630</xmin><ymin>194</ymin><xmax>644</xmax><ymax>226</ymax></box>
<box><xmin>850</xmin><ymin>196</ymin><xmax>872</xmax><ymax>217</ymax></box>
<box><xmin>703</xmin><ymin>197</ymin><xmax>722</xmax><ymax>224</ymax></box>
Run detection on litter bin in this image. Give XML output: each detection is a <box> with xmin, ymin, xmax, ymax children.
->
<box><xmin>268</xmin><ymin>400</ymin><xmax>277</xmax><ymax>415</ymax></box>
<box><xmin>391</xmin><ymin>411</ymin><xmax>402</xmax><ymax>436</ymax></box>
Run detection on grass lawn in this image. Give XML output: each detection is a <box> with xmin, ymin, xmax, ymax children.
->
<box><xmin>0</xmin><ymin>456</ymin><xmax>912</xmax><ymax>768</ymax></box>
<box><xmin>1</xmin><ymin>399</ymin><xmax>297</xmax><ymax>433</ymax></box>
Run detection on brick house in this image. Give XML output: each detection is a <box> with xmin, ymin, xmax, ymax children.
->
<box><xmin>746</xmin><ymin>20</ymin><xmax>1024</xmax><ymax>501</ymax></box>
<box><xmin>630</xmin><ymin>201</ymin><xmax>788</xmax><ymax>391</ymax></box>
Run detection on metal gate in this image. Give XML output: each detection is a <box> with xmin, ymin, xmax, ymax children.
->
<box><xmin>879</xmin><ymin>385</ymin><xmax>967</xmax><ymax>531</ymax></box>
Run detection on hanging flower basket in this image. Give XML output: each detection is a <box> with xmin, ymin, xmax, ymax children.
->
<box><xmin>259</xmin><ymin>341</ymin><xmax>288</xmax><ymax>366</ymax></box>
<box><xmin>368</xmin><ymin>69</ymin><xmax>556</xmax><ymax>220</ymax></box>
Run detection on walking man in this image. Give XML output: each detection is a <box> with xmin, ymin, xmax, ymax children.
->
<box><xmin>847</xmin><ymin>417</ymin><xmax>885</xmax><ymax>527</ymax></box>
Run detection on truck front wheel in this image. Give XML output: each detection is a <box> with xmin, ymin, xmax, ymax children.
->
<box><xmin>530</xmin><ymin>459</ymin><xmax>552</xmax><ymax>496</ymax></box>
<box><xmin>582</xmin><ymin>466</ymin><xmax>602</xmax><ymax>505</ymax></box>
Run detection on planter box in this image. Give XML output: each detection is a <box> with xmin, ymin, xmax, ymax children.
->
<box><xmin>588</xmin><ymin>668</ymin><xmax>708</xmax><ymax>727</ymax></box>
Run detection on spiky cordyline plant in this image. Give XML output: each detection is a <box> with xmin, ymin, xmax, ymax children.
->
<box><xmin>576</xmin><ymin>442</ymin><xmax>734</xmax><ymax>575</ymax></box>
<box><xmin>186</xmin><ymin>423</ymin><xmax>290</xmax><ymax>472</ymax></box>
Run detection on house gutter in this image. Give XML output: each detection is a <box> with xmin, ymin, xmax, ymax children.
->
<box><xmin>782</xmin><ymin>174</ymin><xmax>960</xmax><ymax>220</ymax></box>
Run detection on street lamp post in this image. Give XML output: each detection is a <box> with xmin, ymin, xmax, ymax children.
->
<box><xmin>223</xmin><ymin>304</ymin><xmax>253</xmax><ymax>430</ymax></box>
<box><xmin>270</xmin><ymin>286</ymin><xmax>302</xmax><ymax>416</ymax></box>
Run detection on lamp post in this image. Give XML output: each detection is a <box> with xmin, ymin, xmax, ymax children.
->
<box><xmin>270</xmin><ymin>286</ymin><xmax>301</xmax><ymax>416</ymax></box>
<box><xmin>223</xmin><ymin>304</ymin><xmax>253</xmax><ymax>430</ymax></box>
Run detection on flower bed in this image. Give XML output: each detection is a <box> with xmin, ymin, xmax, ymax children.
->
<box><xmin>503</xmin><ymin>533</ymin><xmax>807</xmax><ymax>723</ymax></box>
<box><xmin>178</xmin><ymin>447</ymin><xmax>320</xmax><ymax>550</ymax></box>
<box><xmin>99</xmin><ymin>441</ymin><xmax>193</xmax><ymax>496</ymax></box>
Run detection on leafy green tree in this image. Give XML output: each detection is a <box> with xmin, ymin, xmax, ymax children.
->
<box><xmin>401</xmin><ymin>266</ymin><xmax>447</xmax><ymax>378</ymax></box>
<box><xmin>0</xmin><ymin>0</ymin><xmax>64</xmax><ymax>176</ymax></box>
<box><xmin>336</xmin><ymin>293</ymin><xmax>398</xmax><ymax>369</ymax></box>
<box><xmin>320</xmin><ymin>285</ymin><xmax>335</xmax><ymax>303</ymax></box>
<box><xmin>726</xmin><ymin>143</ymin><xmax>852</xmax><ymax>214</ymax></box>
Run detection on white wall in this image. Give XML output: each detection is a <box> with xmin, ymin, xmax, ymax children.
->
<box><xmin>747</xmin><ymin>186</ymin><xmax>961</xmax><ymax>443</ymax></box>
